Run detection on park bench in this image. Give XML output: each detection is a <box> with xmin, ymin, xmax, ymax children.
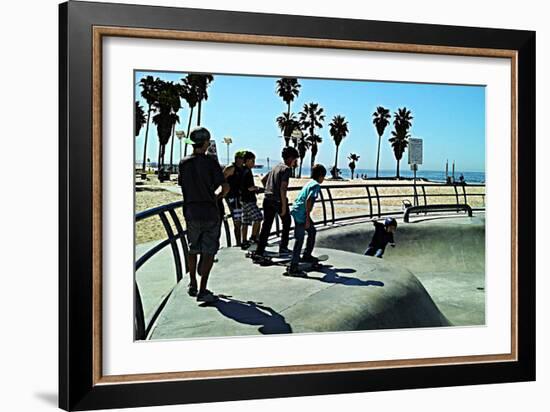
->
<box><xmin>404</xmin><ymin>204</ymin><xmax>473</xmax><ymax>223</ymax></box>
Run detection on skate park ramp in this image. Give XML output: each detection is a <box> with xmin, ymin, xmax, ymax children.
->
<box><xmin>315</xmin><ymin>215</ymin><xmax>486</xmax><ymax>326</ymax></box>
<box><xmin>145</xmin><ymin>246</ymin><xmax>450</xmax><ymax>340</ymax></box>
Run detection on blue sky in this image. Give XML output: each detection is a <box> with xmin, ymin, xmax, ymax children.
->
<box><xmin>134</xmin><ymin>70</ymin><xmax>485</xmax><ymax>172</ymax></box>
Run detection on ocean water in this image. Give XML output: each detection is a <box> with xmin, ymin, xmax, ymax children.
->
<box><xmin>254</xmin><ymin>167</ymin><xmax>485</xmax><ymax>184</ymax></box>
<box><xmin>137</xmin><ymin>162</ymin><xmax>485</xmax><ymax>184</ymax></box>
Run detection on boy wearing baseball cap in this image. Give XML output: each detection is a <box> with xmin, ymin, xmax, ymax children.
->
<box><xmin>178</xmin><ymin>127</ymin><xmax>229</xmax><ymax>303</ymax></box>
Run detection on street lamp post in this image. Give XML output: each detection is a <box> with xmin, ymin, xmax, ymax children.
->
<box><xmin>223</xmin><ymin>137</ymin><xmax>233</xmax><ymax>166</ymax></box>
<box><xmin>290</xmin><ymin>128</ymin><xmax>303</xmax><ymax>177</ymax></box>
<box><xmin>175</xmin><ymin>130</ymin><xmax>186</xmax><ymax>164</ymax></box>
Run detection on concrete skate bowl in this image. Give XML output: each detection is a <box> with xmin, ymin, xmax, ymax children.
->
<box><xmin>315</xmin><ymin>215</ymin><xmax>486</xmax><ymax>326</ymax></box>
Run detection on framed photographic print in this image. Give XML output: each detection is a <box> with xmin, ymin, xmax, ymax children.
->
<box><xmin>59</xmin><ymin>1</ymin><xmax>536</xmax><ymax>410</ymax></box>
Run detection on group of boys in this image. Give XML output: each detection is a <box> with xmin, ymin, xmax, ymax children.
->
<box><xmin>178</xmin><ymin>127</ymin><xmax>397</xmax><ymax>304</ymax></box>
<box><xmin>221</xmin><ymin>143</ymin><xmax>329</xmax><ymax>272</ymax></box>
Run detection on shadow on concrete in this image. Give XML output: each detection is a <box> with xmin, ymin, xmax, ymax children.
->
<box><xmin>306</xmin><ymin>266</ymin><xmax>385</xmax><ymax>287</ymax></box>
<box><xmin>203</xmin><ymin>296</ymin><xmax>292</xmax><ymax>334</ymax></box>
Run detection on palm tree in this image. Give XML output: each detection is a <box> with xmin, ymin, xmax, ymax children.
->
<box><xmin>152</xmin><ymin>81</ymin><xmax>180</xmax><ymax>181</ymax></box>
<box><xmin>372</xmin><ymin>106</ymin><xmax>391</xmax><ymax>179</ymax></box>
<box><xmin>389</xmin><ymin>107</ymin><xmax>413</xmax><ymax>179</ymax></box>
<box><xmin>297</xmin><ymin>138</ymin><xmax>311</xmax><ymax>178</ymax></box>
<box><xmin>276</xmin><ymin>78</ymin><xmax>301</xmax><ymax>145</ymax></box>
<box><xmin>180</xmin><ymin>75</ymin><xmax>200</xmax><ymax>156</ymax></box>
<box><xmin>329</xmin><ymin>115</ymin><xmax>349</xmax><ymax>177</ymax></box>
<box><xmin>299</xmin><ymin>102</ymin><xmax>325</xmax><ymax>171</ymax></box>
<box><xmin>276</xmin><ymin>112</ymin><xmax>299</xmax><ymax>146</ymax></box>
<box><xmin>306</xmin><ymin>134</ymin><xmax>323</xmax><ymax>175</ymax></box>
<box><xmin>135</xmin><ymin>101</ymin><xmax>146</xmax><ymax>137</ymax></box>
<box><xmin>185</xmin><ymin>74</ymin><xmax>214</xmax><ymax>126</ymax></box>
<box><xmin>168</xmin><ymin>82</ymin><xmax>185</xmax><ymax>172</ymax></box>
<box><xmin>138</xmin><ymin>75</ymin><xmax>160</xmax><ymax>172</ymax></box>
<box><xmin>348</xmin><ymin>153</ymin><xmax>360</xmax><ymax>180</ymax></box>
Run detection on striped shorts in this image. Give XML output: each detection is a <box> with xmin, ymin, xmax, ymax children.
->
<box><xmin>225</xmin><ymin>197</ymin><xmax>243</xmax><ymax>222</ymax></box>
<box><xmin>242</xmin><ymin>201</ymin><xmax>263</xmax><ymax>225</ymax></box>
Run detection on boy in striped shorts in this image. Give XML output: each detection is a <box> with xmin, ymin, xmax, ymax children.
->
<box><xmin>240</xmin><ymin>151</ymin><xmax>263</xmax><ymax>249</ymax></box>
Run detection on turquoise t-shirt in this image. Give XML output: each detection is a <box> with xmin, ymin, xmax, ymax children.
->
<box><xmin>291</xmin><ymin>180</ymin><xmax>321</xmax><ymax>224</ymax></box>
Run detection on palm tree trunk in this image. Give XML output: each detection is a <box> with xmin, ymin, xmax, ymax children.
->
<box><xmin>285</xmin><ymin>101</ymin><xmax>291</xmax><ymax>148</ymax></box>
<box><xmin>157</xmin><ymin>148</ymin><xmax>162</xmax><ymax>180</ymax></box>
<box><xmin>184</xmin><ymin>107</ymin><xmax>194</xmax><ymax>156</ymax></box>
<box><xmin>169</xmin><ymin>123</ymin><xmax>176</xmax><ymax>173</ymax></box>
<box><xmin>298</xmin><ymin>158</ymin><xmax>303</xmax><ymax>178</ymax></box>
<box><xmin>310</xmin><ymin>146</ymin><xmax>316</xmax><ymax>176</ymax></box>
<box><xmin>197</xmin><ymin>100</ymin><xmax>202</xmax><ymax>126</ymax></box>
<box><xmin>351</xmin><ymin>166</ymin><xmax>354</xmax><ymax>180</ymax></box>
<box><xmin>334</xmin><ymin>145</ymin><xmax>339</xmax><ymax>176</ymax></box>
<box><xmin>396</xmin><ymin>159</ymin><xmax>400</xmax><ymax>179</ymax></box>
<box><xmin>376</xmin><ymin>134</ymin><xmax>382</xmax><ymax>179</ymax></box>
<box><xmin>141</xmin><ymin>106</ymin><xmax>151</xmax><ymax>172</ymax></box>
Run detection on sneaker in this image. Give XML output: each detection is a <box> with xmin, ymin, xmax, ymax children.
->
<box><xmin>252</xmin><ymin>253</ymin><xmax>272</xmax><ymax>265</ymax></box>
<box><xmin>187</xmin><ymin>284</ymin><xmax>198</xmax><ymax>297</ymax></box>
<box><xmin>196</xmin><ymin>289</ymin><xmax>218</xmax><ymax>303</ymax></box>
<box><xmin>285</xmin><ymin>264</ymin><xmax>307</xmax><ymax>277</ymax></box>
<box><xmin>301</xmin><ymin>255</ymin><xmax>319</xmax><ymax>264</ymax></box>
<box><xmin>278</xmin><ymin>247</ymin><xmax>292</xmax><ymax>256</ymax></box>
<box><xmin>240</xmin><ymin>241</ymin><xmax>251</xmax><ymax>250</ymax></box>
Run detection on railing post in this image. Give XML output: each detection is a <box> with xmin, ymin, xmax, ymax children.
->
<box><xmin>453</xmin><ymin>184</ymin><xmax>460</xmax><ymax>211</ymax></box>
<box><xmin>373</xmin><ymin>186</ymin><xmax>381</xmax><ymax>217</ymax></box>
<box><xmin>421</xmin><ymin>184</ymin><xmax>427</xmax><ymax>207</ymax></box>
<box><xmin>318</xmin><ymin>189</ymin><xmax>328</xmax><ymax>226</ymax></box>
<box><xmin>222</xmin><ymin>216</ymin><xmax>232</xmax><ymax>247</ymax></box>
<box><xmin>365</xmin><ymin>185</ymin><xmax>374</xmax><ymax>218</ymax></box>
<box><xmin>134</xmin><ymin>280</ymin><xmax>146</xmax><ymax>340</ymax></box>
<box><xmin>159</xmin><ymin>211</ymin><xmax>183</xmax><ymax>283</ymax></box>
<box><xmin>326</xmin><ymin>187</ymin><xmax>336</xmax><ymax>224</ymax></box>
<box><xmin>168</xmin><ymin>208</ymin><xmax>189</xmax><ymax>273</ymax></box>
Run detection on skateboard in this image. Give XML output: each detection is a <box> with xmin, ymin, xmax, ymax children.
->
<box><xmin>245</xmin><ymin>250</ymin><xmax>292</xmax><ymax>259</ymax></box>
<box><xmin>282</xmin><ymin>255</ymin><xmax>329</xmax><ymax>276</ymax></box>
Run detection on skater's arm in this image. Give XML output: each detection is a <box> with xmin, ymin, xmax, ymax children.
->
<box><xmin>389</xmin><ymin>232</ymin><xmax>395</xmax><ymax>246</ymax></box>
<box><xmin>261</xmin><ymin>174</ymin><xmax>268</xmax><ymax>187</ymax></box>
<box><xmin>280</xmin><ymin>181</ymin><xmax>289</xmax><ymax>216</ymax></box>
<box><xmin>216</xmin><ymin>182</ymin><xmax>230</xmax><ymax>199</ymax></box>
<box><xmin>305</xmin><ymin>197</ymin><xmax>314</xmax><ymax>228</ymax></box>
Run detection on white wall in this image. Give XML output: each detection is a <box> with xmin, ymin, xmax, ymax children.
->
<box><xmin>0</xmin><ymin>0</ymin><xmax>546</xmax><ymax>411</ymax></box>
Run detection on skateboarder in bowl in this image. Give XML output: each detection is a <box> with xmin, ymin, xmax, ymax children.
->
<box><xmin>287</xmin><ymin>164</ymin><xmax>327</xmax><ymax>276</ymax></box>
<box><xmin>364</xmin><ymin>217</ymin><xmax>397</xmax><ymax>258</ymax></box>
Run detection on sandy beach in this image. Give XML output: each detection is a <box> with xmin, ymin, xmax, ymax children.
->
<box><xmin>136</xmin><ymin>172</ymin><xmax>485</xmax><ymax>244</ymax></box>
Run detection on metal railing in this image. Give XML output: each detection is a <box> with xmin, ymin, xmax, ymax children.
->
<box><xmin>134</xmin><ymin>181</ymin><xmax>484</xmax><ymax>339</ymax></box>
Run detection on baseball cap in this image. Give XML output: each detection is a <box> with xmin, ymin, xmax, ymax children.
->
<box><xmin>184</xmin><ymin>126</ymin><xmax>211</xmax><ymax>145</ymax></box>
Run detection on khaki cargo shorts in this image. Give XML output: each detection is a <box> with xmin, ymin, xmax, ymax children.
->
<box><xmin>186</xmin><ymin>218</ymin><xmax>221</xmax><ymax>255</ymax></box>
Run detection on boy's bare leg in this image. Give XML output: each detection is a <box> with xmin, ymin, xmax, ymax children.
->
<box><xmin>234</xmin><ymin>221</ymin><xmax>242</xmax><ymax>245</ymax></box>
<box><xmin>187</xmin><ymin>254</ymin><xmax>198</xmax><ymax>289</ymax></box>
<box><xmin>198</xmin><ymin>254</ymin><xmax>215</xmax><ymax>292</ymax></box>
<box><xmin>242</xmin><ymin>224</ymin><xmax>249</xmax><ymax>244</ymax></box>
<box><xmin>252</xmin><ymin>221</ymin><xmax>261</xmax><ymax>241</ymax></box>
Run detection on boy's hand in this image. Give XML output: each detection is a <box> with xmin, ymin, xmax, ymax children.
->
<box><xmin>305</xmin><ymin>220</ymin><xmax>311</xmax><ymax>229</ymax></box>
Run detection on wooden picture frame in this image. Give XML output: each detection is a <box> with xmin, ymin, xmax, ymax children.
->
<box><xmin>59</xmin><ymin>1</ymin><xmax>535</xmax><ymax>410</ymax></box>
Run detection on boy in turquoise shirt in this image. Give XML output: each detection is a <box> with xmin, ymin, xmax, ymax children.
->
<box><xmin>288</xmin><ymin>164</ymin><xmax>327</xmax><ymax>275</ymax></box>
